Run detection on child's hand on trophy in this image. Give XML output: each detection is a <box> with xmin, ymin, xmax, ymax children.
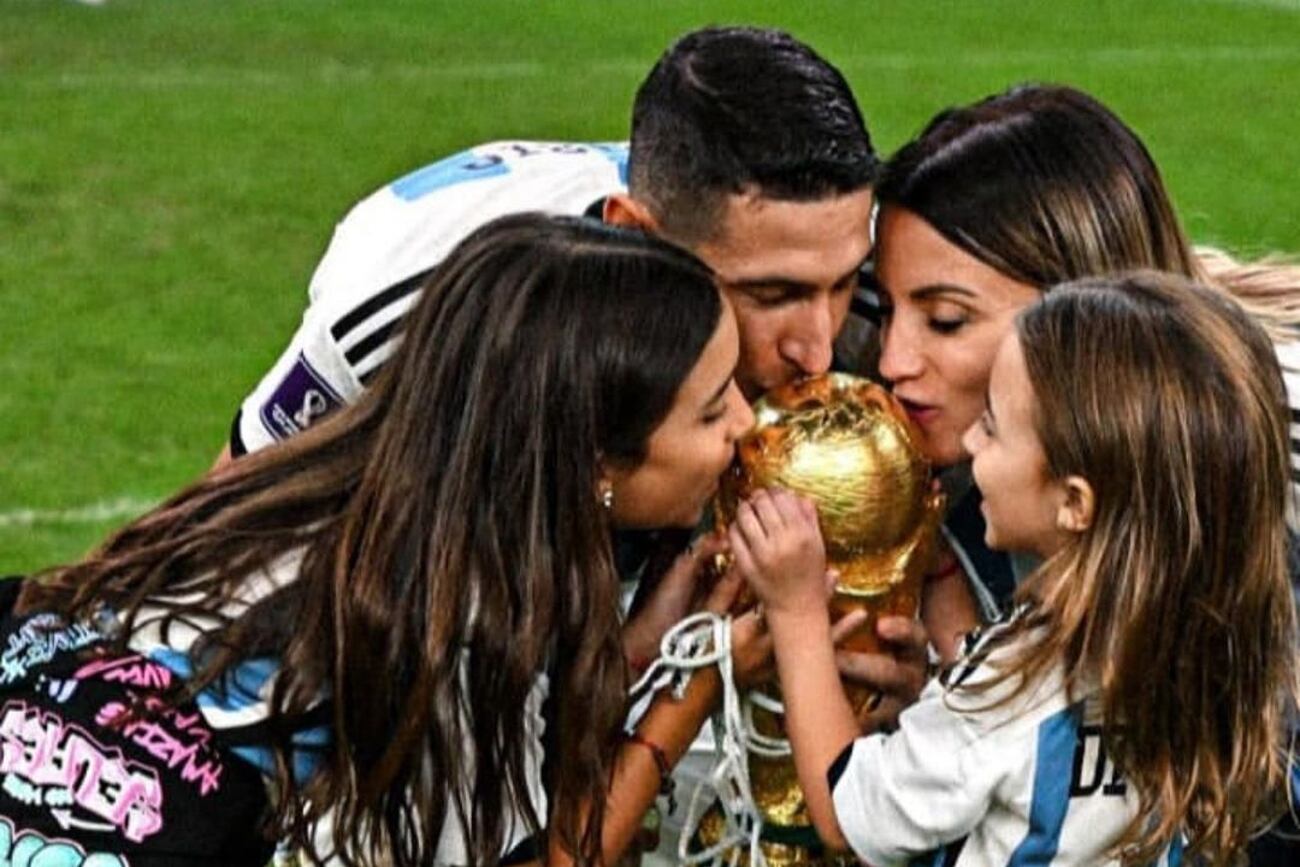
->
<box><xmin>728</xmin><ymin>487</ymin><xmax>828</xmax><ymax>618</ymax></box>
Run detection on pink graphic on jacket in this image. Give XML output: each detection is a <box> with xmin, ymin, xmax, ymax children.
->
<box><xmin>74</xmin><ymin>656</ymin><xmax>174</xmax><ymax>692</ymax></box>
<box><xmin>0</xmin><ymin>701</ymin><xmax>163</xmax><ymax>843</ymax></box>
<box><xmin>95</xmin><ymin>697</ymin><xmax>223</xmax><ymax>797</ymax></box>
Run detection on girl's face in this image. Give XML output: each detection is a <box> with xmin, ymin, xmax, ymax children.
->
<box><xmin>608</xmin><ymin>303</ymin><xmax>755</xmax><ymax>529</ymax></box>
<box><xmin>961</xmin><ymin>333</ymin><xmax>1071</xmax><ymax>560</ymax></box>
<box><xmin>873</xmin><ymin>207</ymin><xmax>1041</xmax><ymax>466</ymax></box>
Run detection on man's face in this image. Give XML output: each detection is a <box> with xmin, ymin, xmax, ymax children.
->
<box><xmin>688</xmin><ymin>188</ymin><xmax>876</xmax><ymax>400</ymax></box>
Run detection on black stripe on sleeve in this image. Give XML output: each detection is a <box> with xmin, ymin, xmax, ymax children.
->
<box><xmin>826</xmin><ymin>741</ymin><xmax>855</xmax><ymax>792</ymax></box>
<box><xmin>330</xmin><ymin>268</ymin><xmax>430</xmax><ymax>342</ymax></box>
<box><xmin>230</xmin><ymin>409</ymin><xmax>248</xmax><ymax>458</ymax></box>
<box><xmin>343</xmin><ymin>318</ymin><xmax>400</xmax><ymax>367</ymax></box>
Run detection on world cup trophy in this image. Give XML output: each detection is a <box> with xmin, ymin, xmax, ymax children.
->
<box><xmin>695</xmin><ymin>372</ymin><xmax>944</xmax><ymax>866</ymax></box>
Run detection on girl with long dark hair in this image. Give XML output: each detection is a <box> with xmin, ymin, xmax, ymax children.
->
<box><xmin>0</xmin><ymin>214</ymin><xmax>758</xmax><ymax>866</ymax></box>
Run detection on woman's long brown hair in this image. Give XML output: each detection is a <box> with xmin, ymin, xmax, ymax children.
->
<box><xmin>21</xmin><ymin>213</ymin><xmax>723</xmax><ymax>866</ymax></box>
<box><xmin>997</xmin><ymin>273</ymin><xmax>1298</xmax><ymax>864</ymax></box>
<box><xmin>877</xmin><ymin>84</ymin><xmax>1300</xmax><ymax>342</ymax></box>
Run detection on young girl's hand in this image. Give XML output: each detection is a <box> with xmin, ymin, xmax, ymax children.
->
<box><xmin>727</xmin><ymin>488</ymin><xmax>827</xmax><ymax>617</ymax></box>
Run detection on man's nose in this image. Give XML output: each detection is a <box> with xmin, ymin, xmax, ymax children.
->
<box><xmin>780</xmin><ymin>297</ymin><xmax>835</xmax><ymax>376</ymax></box>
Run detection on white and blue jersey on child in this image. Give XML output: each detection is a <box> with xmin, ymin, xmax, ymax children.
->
<box><xmin>828</xmin><ymin>614</ymin><xmax>1184</xmax><ymax>867</ymax></box>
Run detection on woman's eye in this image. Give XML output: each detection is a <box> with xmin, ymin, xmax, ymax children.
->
<box><xmin>928</xmin><ymin>317</ymin><xmax>966</xmax><ymax>334</ymax></box>
<box><xmin>979</xmin><ymin>411</ymin><xmax>995</xmax><ymax>437</ymax></box>
<box><xmin>702</xmin><ymin>408</ymin><xmax>725</xmax><ymax>425</ymax></box>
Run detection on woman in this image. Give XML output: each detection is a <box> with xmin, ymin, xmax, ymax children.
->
<box><xmin>864</xmin><ymin>83</ymin><xmax>1300</xmax><ymax>617</ymax></box>
<box><xmin>2</xmin><ymin>214</ymin><xmax>757</xmax><ymax>866</ymax></box>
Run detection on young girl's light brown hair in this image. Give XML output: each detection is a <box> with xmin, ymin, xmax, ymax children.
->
<box><xmin>995</xmin><ymin>272</ymin><xmax>1298</xmax><ymax>864</ymax></box>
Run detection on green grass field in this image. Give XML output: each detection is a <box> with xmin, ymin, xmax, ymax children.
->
<box><xmin>2</xmin><ymin>0</ymin><xmax>1298</xmax><ymax>574</ymax></box>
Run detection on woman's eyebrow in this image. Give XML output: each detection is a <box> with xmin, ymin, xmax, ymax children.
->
<box><xmin>911</xmin><ymin>283</ymin><xmax>978</xmax><ymax>301</ymax></box>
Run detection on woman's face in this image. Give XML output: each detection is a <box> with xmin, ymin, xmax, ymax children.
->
<box><xmin>608</xmin><ymin>302</ymin><xmax>755</xmax><ymax>529</ymax></box>
<box><xmin>874</xmin><ymin>207</ymin><xmax>1041</xmax><ymax>467</ymax></box>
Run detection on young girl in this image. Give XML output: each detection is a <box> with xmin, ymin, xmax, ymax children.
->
<box><xmin>0</xmin><ymin>214</ymin><xmax>758</xmax><ymax>866</ymax></box>
<box><xmin>732</xmin><ymin>273</ymin><xmax>1299</xmax><ymax>865</ymax></box>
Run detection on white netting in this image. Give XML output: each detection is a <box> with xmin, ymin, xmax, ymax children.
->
<box><xmin>628</xmin><ymin>612</ymin><xmax>791</xmax><ymax>867</ymax></box>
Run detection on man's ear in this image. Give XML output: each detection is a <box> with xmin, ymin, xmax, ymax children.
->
<box><xmin>603</xmin><ymin>194</ymin><xmax>660</xmax><ymax>233</ymax></box>
<box><xmin>1056</xmin><ymin>475</ymin><xmax>1095</xmax><ymax>534</ymax></box>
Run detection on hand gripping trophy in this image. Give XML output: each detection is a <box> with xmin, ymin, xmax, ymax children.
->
<box><xmin>689</xmin><ymin>372</ymin><xmax>944</xmax><ymax>866</ymax></box>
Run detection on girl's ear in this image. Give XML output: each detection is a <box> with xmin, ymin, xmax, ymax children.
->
<box><xmin>1056</xmin><ymin>475</ymin><xmax>1095</xmax><ymax>534</ymax></box>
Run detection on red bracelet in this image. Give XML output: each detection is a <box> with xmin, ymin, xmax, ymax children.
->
<box><xmin>931</xmin><ymin>556</ymin><xmax>962</xmax><ymax>581</ymax></box>
<box><xmin>627</xmin><ymin>653</ymin><xmax>654</xmax><ymax>676</ymax></box>
<box><xmin>624</xmin><ymin>731</ymin><xmax>676</xmax><ymax>812</ymax></box>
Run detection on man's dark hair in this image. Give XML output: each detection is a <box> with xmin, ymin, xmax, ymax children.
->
<box><xmin>629</xmin><ymin>26</ymin><xmax>879</xmax><ymax>243</ymax></box>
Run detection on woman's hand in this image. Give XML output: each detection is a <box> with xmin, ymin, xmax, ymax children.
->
<box><xmin>921</xmin><ymin>542</ymin><xmax>980</xmax><ymax>663</ymax></box>
<box><xmin>727</xmin><ymin>488</ymin><xmax>827</xmax><ymax>617</ymax></box>
<box><xmin>622</xmin><ymin>533</ymin><xmax>729</xmax><ymax>668</ymax></box>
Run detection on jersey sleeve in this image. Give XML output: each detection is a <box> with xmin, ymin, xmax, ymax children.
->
<box><xmin>229</xmin><ymin>141</ymin><xmax>627</xmax><ymax>457</ymax></box>
<box><xmin>1273</xmin><ymin>339</ymin><xmax>1300</xmax><ymax>527</ymax></box>
<box><xmin>829</xmin><ymin>680</ymin><xmax>1007</xmax><ymax>866</ymax></box>
<box><xmin>230</xmin><ymin>299</ymin><xmax>364</xmax><ymax>456</ymax></box>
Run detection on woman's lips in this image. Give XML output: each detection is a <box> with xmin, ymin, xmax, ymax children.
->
<box><xmin>897</xmin><ymin>396</ymin><xmax>939</xmax><ymax>427</ymax></box>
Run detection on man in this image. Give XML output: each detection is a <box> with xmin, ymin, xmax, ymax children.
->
<box><xmin>217</xmin><ymin>26</ymin><xmax>878</xmax><ymax>463</ymax></box>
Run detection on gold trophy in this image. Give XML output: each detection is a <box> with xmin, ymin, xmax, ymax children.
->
<box><xmin>698</xmin><ymin>373</ymin><xmax>944</xmax><ymax>866</ymax></box>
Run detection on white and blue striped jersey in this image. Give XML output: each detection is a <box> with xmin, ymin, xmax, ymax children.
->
<box><xmin>829</xmin><ymin>618</ymin><xmax>1182</xmax><ymax>867</ymax></box>
<box><xmin>233</xmin><ymin>140</ymin><xmax>629</xmax><ymax>456</ymax></box>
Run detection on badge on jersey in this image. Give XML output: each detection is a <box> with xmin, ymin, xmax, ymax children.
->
<box><xmin>259</xmin><ymin>354</ymin><xmax>344</xmax><ymax>441</ymax></box>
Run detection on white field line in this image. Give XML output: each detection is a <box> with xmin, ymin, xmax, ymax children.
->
<box><xmin>0</xmin><ymin>497</ymin><xmax>156</xmax><ymax>529</ymax></box>
<box><xmin>13</xmin><ymin>45</ymin><xmax>1300</xmax><ymax>91</ymax></box>
<box><xmin>1209</xmin><ymin>0</ymin><xmax>1300</xmax><ymax>10</ymax></box>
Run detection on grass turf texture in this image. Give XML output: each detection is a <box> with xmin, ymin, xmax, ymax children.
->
<box><xmin>1</xmin><ymin>0</ymin><xmax>1297</xmax><ymax>574</ymax></box>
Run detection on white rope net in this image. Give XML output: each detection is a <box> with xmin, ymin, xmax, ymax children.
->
<box><xmin>628</xmin><ymin>612</ymin><xmax>791</xmax><ymax>867</ymax></box>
